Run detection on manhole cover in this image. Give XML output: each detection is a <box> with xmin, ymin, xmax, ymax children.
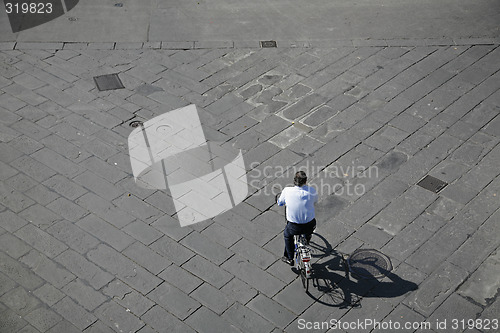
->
<box><xmin>94</xmin><ymin>73</ymin><xmax>125</xmax><ymax>91</ymax></box>
<box><xmin>417</xmin><ymin>175</ymin><xmax>448</xmax><ymax>193</ymax></box>
<box><xmin>260</xmin><ymin>40</ymin><xmax>277</xmax><ymax>48</ymax></box>
<box><xmin>347</xmin><ymin>249</ymin><xmax>392</xmax><ymax>279</ymax></box>
<box><xmin>129</xmin><ymin>120</ymin><xmax>143</xmax><ymax>128</ymax></box>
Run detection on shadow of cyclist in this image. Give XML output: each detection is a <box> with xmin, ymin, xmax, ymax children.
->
<box><xmin>303</xmin><ymin>246</ymin><xmax>418</xmax><ymax>308</ymax></box>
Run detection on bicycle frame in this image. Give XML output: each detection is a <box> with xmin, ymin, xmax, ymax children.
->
<box><xmin>294</xmin><ymin>234</ymin><xmax>312</xmax><ymax>278</ymax></box>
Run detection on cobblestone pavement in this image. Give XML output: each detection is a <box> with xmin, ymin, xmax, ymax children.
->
<box><xmin>0</xmin><ymin>39</ymin><xmax>499</xmax><ymax>333</ymax></box>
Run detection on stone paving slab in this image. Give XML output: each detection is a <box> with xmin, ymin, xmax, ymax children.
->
<box><xmin>0</xmin><ymin>37</ymin><xmax>499</xmax><ymax>333</ymax></box>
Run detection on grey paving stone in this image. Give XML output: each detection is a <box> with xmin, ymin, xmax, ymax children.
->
<box><xmin>0</xmin><ymin>182</ymin><xmax>35</xmax><ymax>213</ymax></box>
<box><xmin>268</xmin><ymin>125</ymin><xmax>305</xmax><ymax>148</ymax></box>
<box><xmin>223</xmin><ymin>302</ymin><xmax>274</xmax><ymax>333</ymax></box>
<box><xmin>81</xmin><ymin>320</ymin><xmax>116</xmax><ymax>333</ymax></box>
<box><xmin>16</xmin><ymin>324</ymin><xmax>41</xmax><ymax>333</ymax></box>
<box><xmin>46</xmin><ymin>319</ymin><xmax>83</xmax><ymax>333</ymax></box>
<box><xmin>200</xmin><ymin>223</ymin><xmax>242</xmax><ymax>248</ymax></box>
<box><xmin>407</xmin><ymin>218</ymin><xmax>470</xmax><ymax>273</ymax></box>
<box><xmin>369</xmin><ymin>187</ymin><xmax>437</xmax><ymax>235</ymax></box>
<box><xmin>55</xmin><ymin>250</ymin><xmax>114</xmax><ymax>290</ymax></box>
<box><xmin>43</xmin><ymin>175</ymin><xmax>87</xmax><ymax>201</ymax></box>
<box><xmin>0</xmin><ymin>105</ymin><xmax>22</xmax><ymax>125</ymax></box>
<box><xmin>0</xmin><ymin>309</ymin><xmax>29</xmax><ymax>332</ymax></box>
<box><xmin>0</xmin><ymin>93</ymin><xmax>27</xmax><ymax>112</ymax></box>
<box><xmin>95</xmin><ymin>301</ymin><xmax>145</xmax><ymax>333</ymax></box>
<box><xmin>24</xmin><ymin>184</ymin><xmax>60</xmax><ymax>206</ymax></box>
<box><xmin>191</xmin><ymin>282</ymin><xmax>232</xmax><ymax>315</ymax></box>
<box><xmin>20</xmin><ymin>250</ymin><xmax>76</xmax><ymax>289</ymax></box>
<box><xmin>0</xmin><ymin>251</ymin><xmax>44</xmax><ymax>291</ymax></box>
<box><xmin>24</xmin><ymin>306</ymin><xmax>62</xmax><ymax>332</ymax></box>
<box><xmin>118</xmin><ymin>178</ymin><xmax>156</xmax><ymax>202</ymax></box>
<box><xmin>46</xmin><ymin>197</ymin><xmax>88</xmax><ymax>222</ymax></box>
<box><xmin>141</xmin><ymin>306</ymin><xmax>196</xmax><ymax>333</ymax></box>
<box><xmin>181</xmin><ymin>255</ymin><xmax>234</xmax><ymax>290</ymax></box>
<box><xmin>113</xmin><ymin>194</ymin><xmax>163</xmax><ymax>225</ymax></box>
<box><xmin>72</xmin><ymin>170</ymin><xmax>122</xmax><ymax>201</ymax></box>
<box><xmin>33</xmin><ymin>284</ymin><xmax>65</xmax><ymax>308</ymax></box>
<box><xmin>457</xmin><ymin>249</ymin><xmax>500</xmax><ymax>306</ymax></box>
<box><xmin>76</xmin><ymin>193</ymin><xmax>135</xmax><ymax>228</ymax></box>
<box><xmin>101</xmin><ymin>280</ymin><xmax>154</xmax><ymax>317</ymax></box>
<box><xmin>151</xmin><ymin>235</ymin><xmax>195</xmax><ymax>266</ymax></box>
<box><xmin>146</xmin><ymin>282</ymin><xmax>200</xmax><ymax>320</ymax></box>
<box><xmin>63</xmin><ymin>113</ymin><xmax>103</xmax><ymax>136</ymax></box>
<box><xmin>382</xmin><ymin>220</ymin><xmax>434</xmax><ymax>261</ymax></box>
<box><xmin>244</xmin><ymin>141</ymin><xmax>281</xmax><ymax>167</ymax></box>
<box><xmin>371</xmin><ymin>303</ymin><xmax>426</xmax><ymax>333</ymax></box>
<box><xmin>340</xmin><ymin>297</ymin><xmax>395</xmax><ymax>330</ymax></box>
<box><xmin>0</xmin><ymin>209</ymin><xmax>28</xmax><ymax>233</ymax></box>
<box><xmin>428</xmin><ymin>294</ymin><xmax>483</xmax><ymax>332</ymax></box>
<box><xmin>247</xmin><ymin>294</ymin><xmax>295</xmax><ymax>329</ymax></box>
<box><xmin>150</xmin><ymin>214</ymin><xmax>192</xmax><ymax>242</ymax></box>
<box><xmin>187</xmin><ymin>306</ymin><xmax>242</xmax><ymax>333</ymax></box>
<box><xmin>46</xmin><ymin>221</ymin><xmax>99</xmax><ymax>255</ymax></box>
<box><xmin>87</xmin><ymin>244</ymin><xmax>162</xmax><ymax>294</ymax></box>
<box><xmin>404</xmin><ymin>261</ymin><xmax>468</xmax><ymax>317</ymax></box>
<box><xmin>428</xmin><ymin>159</ymin><xmax>469</xmax><ymax>184</ymax></box>
<box><xmin>0</xmin><ymin>272</ymin><xmax>17</xmax><ymax>297</ymax></box>
<box><xmin>0</xmin><ymin>286</ymin><xmax>40</xmax><ymax>316</ymax></box>
<box><xmin>368</xmin><ymin>261</ymin><xmax>426</xmax><ymax>306</ymax></box>
<box><xmin>272</xmin><ymin>278</ymin><xmax>316</xmax><ymax>315</ymax></box>
<box><xmin>215</xmin><ymin>210</ymin><xmax>277</xmax><ymax>247</ymax></box>
<box><xmin>221</xmin><ymin>255</ymin><xmax>283</xmax><ymax>296</ymax></box>
<box><xmin>122</xmin><ymin>221</ymin><xmax>164</xmax><ymax>246</ymax></box>
<box><xmin>62</xmin><ymin>279</ymin><xmax>108</xmax><ymax>311</ymax></box>
<box><xmin>282</xmin><ymin>93</ymin><xmax>329</xmax><ymax>121</ymax></box>
<box><xmin>230</xmin><ymin>238</ymin><xmax>277</xmax><ymax>270</ymax></box>
<box><xmin>450</xmin><ymin>142</ymin><xmax>485</xmax><ymax>166</ymax></box>
<box><xmin>123</xmin><ymin>241</ymin><xmax>172</xmax><ymax>275</ymax></box>
<box><xmin>337</xmin><ymin>192</ymin><xmax>389</xmax><ymax>229</ymax></box>
<box><xmin>439</xmin><ymin>182</ymin><xmax>479</xmax><ymax>206</ymax></box>
<box><xmin>158</xmin><ymin>264</ymin><xmax>202</xmax><ymax>294</ymax></box>
<box><xmin>15</xmin><ymin>224</ymin><xmax>68</xmax><ymax>258</ymax></box>
<box><xmin>31</xmin><ymin>147</ymin><xmax>85</xmax><ymax>178</ymax></box>
<box><xmin>0</xmin><ymin>233</ymin><xmax>31</xmax><ymax>259</ymax></box>
<box><xmin>76</xmin><ymin>214</ymin><xmax>134</xmax><ymax>251</ymax></box>
<box><xmin>180</xmin><ymin>231</ymin><xmax>234</xmax><ymax>265</ymax></box>
<box><xmin>428</xmin><ymin>196</ymin><xmax>464</xmax><ymax>221</ymax></box>
<box><xmin>352</xmin><ymin>223</ymin><xmax>393</xmax><ymax>249</ymax></box>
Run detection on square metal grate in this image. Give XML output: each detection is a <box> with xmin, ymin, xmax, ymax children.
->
<box><xmin>94</xmin><ymin>73</ymin><xmax>125</xmax><ymax>91</ymax></box>
<box><xmin>260</xmin><ymin>40</ymin><xmax>277</xmax><ymax>48</ymax></box>
<box><xmin>417</xmin><ymin>175</ymin><xmax>448</xmax><ymax>193</ymax></box>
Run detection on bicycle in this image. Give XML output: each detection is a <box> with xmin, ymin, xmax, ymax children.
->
<box><xmin>293</xmin><ymin>233</ymin><xmax>313</xmax><ymax>292</ymax></box>
<box><xmin>276</xmin><ymin>193</ymin><xmax>314</xmax><ymax>292</ymax></box>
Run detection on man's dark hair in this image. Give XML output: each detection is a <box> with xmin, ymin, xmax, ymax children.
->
<box><xmin>294</xmin><ymin>171</ymin><xmax>307</xmax><ymax>186</ymax></box>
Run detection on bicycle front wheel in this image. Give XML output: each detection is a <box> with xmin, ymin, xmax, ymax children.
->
<box><xmin>300</xmin><ymin>267</ymin><xmax>309</xmax><ymax>292</ymax></box>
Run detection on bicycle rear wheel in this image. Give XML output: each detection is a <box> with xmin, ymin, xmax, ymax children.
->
<box><xmin>300</xmin><ymin>266</ymin><xmax>309</xmax><ymax>292</ymax></box>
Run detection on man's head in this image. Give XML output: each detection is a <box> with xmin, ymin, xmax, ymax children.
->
<box><xmin>294</xmin><ymin>171</ymin><xmax>307</xmax><ymax>187</ymax></box>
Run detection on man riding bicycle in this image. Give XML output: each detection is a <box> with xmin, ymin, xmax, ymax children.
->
<box><xmin>277</xmin><ymin>171</ymin><xmax>318</xmax><ymax>266</ymax></box>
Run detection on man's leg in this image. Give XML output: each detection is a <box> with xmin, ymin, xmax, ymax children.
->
<box><xmin>305</xmin><ymin>219</ymin><xmax>316</xmax><ymax>244</ymax></box>
<box><xmin>283</xmin><ymin>222</ymin><xmax>297</xmax><ymax>261</ymax></box>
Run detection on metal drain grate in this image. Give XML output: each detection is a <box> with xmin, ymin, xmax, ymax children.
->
<box><xmin>260</xmin><ymin>40</ymin><xmax>277</xmax><ymax>48</ymax></box>
<box><xmin>347</xmin><ymin>249</ymin><xmax>392</xmax><ymax>279</ymax></box>
<box><xmin>94</xmin><ymin>73</ymin><xmax>125</xmax><ymax>91</ymax></box>
<box><xmin>129</xmin><ymin>120</ymin><xmax>143</xmax><ymax>128</ymax></box>
<box><xmin>417</xmin><ymin>175</ymin><xmax>448</xmax><ymax>193</ymax></box>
